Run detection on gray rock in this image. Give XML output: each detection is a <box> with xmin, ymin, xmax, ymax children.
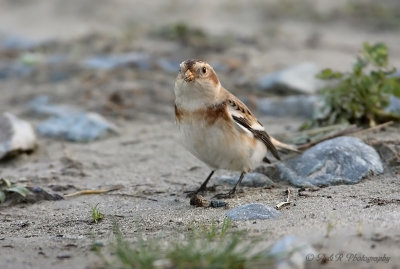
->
<box><xmin>24</xmin><ymin>187</ymin><xmax>64</xmax><ymax>203</ymax></box>
<box><xmin>256</xmin><ymin>95</ymin><xmax>318</xmax><ymax>118</ymax></box>
<box><xmin>0</xmin><ymin>113</ymin><xmax>37</xmax><ymax>160</ymax></box>
<box><xmin>0</xmin><ymin>35</ymin><xmax>41</xmax><ymax>51</ymax></box>
<box><xmin>386</xmin><ymin>95</ymin><xmax>400</xmax><ymax>113</ymax></box>
<box><xmin>226</xmin><ymin>203</ymin><xmax>280</xmax><ymax>221</ymax></box>
<box><xmin>156</xmin><ymin>58</ymin><xmax>180</xmax><ymax>73</ymax></box>
<box><xmin>257</xmin><ymin>62</ymin><xmax>325</xmax><ymax>95</ymax></box>
<box><xmin>217</xmin><ymin>172</ymin><xmax>275</xmax><ymax>188</ymax></box>
<box><xmin>269</xmin><ymin>235</ymin><xmax>316</xmax><ymax>269</ymax></box>
<box><xmin>83</xmin><ymin>52</ymin><xmax>150</xmax><ymax>70</ymax></box>
<box><xmin>28</xmin><ymin>96</ymin><xmax>118</xmax><ymax>142</ymax></box>
<box><xmin>0</xmin><ymin>62</ymin><xmax>34</xmax><ymax>80</ymax></box>
<box><xmin>276</xmin><ymin>136</ymin><xmax>383</xmax><ymax>187</ymax></box>
<box><xmin>37</xmin><ymin>112</ymin><xmax>118</xmax><ymax>142</ymax></box>
<box><xmin>209</xmin><ymin>200</ymin><xmax>227</xmax><ymax>208</ymax></box>
<box><xmin>28</xmin><ymin>96</ymin><xmax>79</xmax><ymax>117</ymax></box>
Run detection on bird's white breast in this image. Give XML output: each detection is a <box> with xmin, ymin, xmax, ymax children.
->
<box><xmin>177</xmin><ymin>117</ymin><xmax>267</xmax><ymax>172</ymax></box>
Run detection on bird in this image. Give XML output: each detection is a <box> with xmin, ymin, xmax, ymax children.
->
<box><xmin>174</xmin><ymin>59</ymin><xmax>297</xmax><ymax>198</ymax></box>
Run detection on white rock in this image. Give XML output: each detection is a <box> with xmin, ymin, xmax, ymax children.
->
<box><xmin>257</xmin><ymin>62</ymin><xmax>326</xmax><ymax>95</ymax></box>
<box><xmin>270</xmin><ymin>235</ymin><xmax>316</xmax><ymax>269</ymax></box>
<box><xmin>0</xmin><ymin>113</ymin><xmax>37</xmax><ymax>159</ymax></box>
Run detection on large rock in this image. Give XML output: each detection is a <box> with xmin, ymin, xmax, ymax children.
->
<box><xmin>29</xmin><ymin>95</ymin><xmax>78</xmax><ymax>117</ymax></box>
<box><xmin>83</xmin><ymin>52</ymin><xmax>150</xmax><ymax>70</ymax></box>
<box><xmin>257</xmin><ymin>63</ymin><xmax>325</xmax><ymax>95</ymax></box>
<box><xmin>276</xmin><ymin>136</ymin><xmax>383</xmax><ymax>187</ymax></box>
<box><xmin>217</xmin><ymin>172</ymin><xmax>275</xmax><ymax>188</ymax></box>
<box><xmin>256</xmin><ymin>95</ymin><xmax>318</xmax><ymax>118</ymax></box>
<box><xmin>0</xmin><ymin>62</ymin><xmax>34</xmax><ymax>80</ymax></box>
<box><xmin>0</xmin><ymin>35</ymin><xmax>43</xmax><ymax>51</ymax></box>
<box><xmin>269</xmin><ymin>235</ymin><xmax>316</xmax><ymax>269</ymax></box>
<box><xmin>37</xmin><ymin>112</ymin><xmax>118</xmax><ymax>142</ymax></box>
<box><xmin>29</xmin><ymin>96</ymin><xmax>118</xmax><ymax>142</ymax></box>
<box><xmin>0</xmin><ymin>113</ymin><xmax>37</xmax><ymax>160</ymax></box>
<box><xmin>226</xmin><ymin>203</ymin><xmax>280</xmax><ymax>221</ymax></box>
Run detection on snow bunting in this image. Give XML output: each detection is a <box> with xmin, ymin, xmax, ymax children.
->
<box><xmin>174</xmin><ymin>59</ymin><xmax>297</xmax><ymax>198</ymax></box>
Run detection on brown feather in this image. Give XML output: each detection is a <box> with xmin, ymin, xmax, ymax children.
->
<box><xmin>231</xmin><ymin>115</ymin><xmax>281</xmax><ymax>160</ymax></box>
<box><xmin>175</xmin><ymin>102</ymin><xmax>230</xmax><ymax>126</ymax></box>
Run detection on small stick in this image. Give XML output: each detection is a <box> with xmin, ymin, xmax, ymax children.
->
<box><xmin>298</xmin><ymin>121</ymin><xmax>393</xmax><ymax>151</ymax></box>
<box><xmin>65</xmin><ymin>185</ymin><xmax>123</xmax><ymax>197</ymax></box>
<box><xmin>350</xmin><ymin>121</ymin><xmax>393</xmax><ymax>136</ymax></box>
<box><xmin>298</xmin><ymin>125</ymin><xmax>360</xmax><ymax>150</ymax></box>
<box><xmin>108</xmin><ymin>193</ymin><xmax>158</xmax><ymax>202</ymax></box>
<box><xmin>276</xmin><ymin>188</ymin><xmax>291</xmax><ymax>209</ymax></box>
<box><xmin>275</xmin><ymin>124</ymin><xmax>348</xmax><ymax>141</ymax></box>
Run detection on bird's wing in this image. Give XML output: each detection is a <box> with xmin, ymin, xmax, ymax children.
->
<box><xmin>226</xmin><ymin>94</ymin><xmax>281</xmax><ymax>160</ymax></box>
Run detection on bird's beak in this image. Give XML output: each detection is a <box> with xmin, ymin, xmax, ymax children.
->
<box><xmin>180</xmin><ymin>62</ymin><xmax>195</xmax><ymax>82</ymax></box>
<box><xmin>184</xmin><ymin>69</ymin><xmax>195</xmax><ymax>82</ymax></box>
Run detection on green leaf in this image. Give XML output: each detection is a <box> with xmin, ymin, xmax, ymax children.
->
<box><xmin>0</xmin><ymin>178</ymin><xmax>12</xmax><ymax>188</ymax></box>
<box><xmin>363</xmin><ymin>42</ymin><xmax>388</xmax><ymax>67</ymax></box>
<box><xmin>393</xmin><ymin>85</ymin><xmax>400</xmax><ymax>97</ymax></box>
<box><xmin>0</xmin><ymin>191</ymin><xmax>5</xmax><ymax>203</ymax></box>
<box><xmin>317</xmin><ymin>68</ymin><xmax>343</xmax><ymax>80</ymax></box>
<box><xmin>7</xmin><ymin>185</ymin><xmax>29</xmax><ymax>197</ymax></box>
<box><xmin>382</xmin><ymin>78</ymin><xmax>400</xmax><ymax>96</ymax></box>
<box><xmin>353</xmin><ymin>57</ymin><xmax>368</xmax><ymax>75</ymax></box>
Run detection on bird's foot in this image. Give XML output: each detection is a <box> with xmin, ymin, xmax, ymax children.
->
<box><xmin>212</xmin><ymin>191</ymin><xmax>236</xmax><ymax>199</ymax></box>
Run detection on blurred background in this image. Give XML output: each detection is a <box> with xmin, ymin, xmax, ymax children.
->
<box><xmin>1</xmin><ymin>2</ymin><xmax>400</xmax><ymax>268</ymax></box>
<box><xmin>1</xmin><ymin>0</ymin><xmax>400</xmax><ymax>121</ymax></box>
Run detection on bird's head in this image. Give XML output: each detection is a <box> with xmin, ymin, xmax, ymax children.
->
<box><xmin>174</xmin><ymin>59</ymin><xmax>222</xmax><ymax>109</ymax></box>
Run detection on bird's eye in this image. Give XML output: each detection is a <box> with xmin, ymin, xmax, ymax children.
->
<box><xmin>202</xmin><ymin>67</ymin><xmax>207</xmax><ymax>74</ymax></box>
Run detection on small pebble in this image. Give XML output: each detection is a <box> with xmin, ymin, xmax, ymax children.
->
<box><xmin>227</xmin><ymin>203</ymin><xmax>280</xmax><ymax>221</ymax></box>
<box><xmin>209</xmin><ymin>200</ymin><xmax>227</xmax><ymax>208</ymax></box>
<box><xmin>56</xmin><ymin>253</ymin><xmax>71</xmax><ymax>259</ymax></box>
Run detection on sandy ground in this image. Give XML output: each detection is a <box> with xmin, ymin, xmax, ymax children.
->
<box><xmin>0</xmin><ymin>1</ymin><xmax>400</xmax><ymax>268</ymax></box>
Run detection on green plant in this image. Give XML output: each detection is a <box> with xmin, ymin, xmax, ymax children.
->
<box><xmin>157</xmin><ymin>22</ymin><xmax>207</xmax><ymax>46</ymax></box>
<box><xmin>102</xmin><ymin>219</ymin><xmax>275</xmax><ymax>269</ymax></box>
<box><xmin>305</xmin><ymin>42</ymin><xmax>400</xmax><ymax>129</ymax></box>
<box><xmin>357</xmin><ymin>221</ymin><xmax>363</xmax><ymax>237</ymax></box>
<box><xmin>112</xmin><ymin>225</ymin><xmax>161</xmax><ymax>269</ymax></box>
<box><xmin>0</xmin><ymin>178</ymin><xmax>29</xmax><ymax>203</ymax></box>
<box><xmin>155</xmin><ymin>22</ymin><xmax>233</xmax><ymax>50</ymax></box>
<box><xmin>91</xmin><ymin>204</ymin><xmax>105</xmax><ymax>223</ymax></box>
<box><xmin>325</xmin><ymin>220</ymin><xmax>335</xmax><ymax>238</ymax></box>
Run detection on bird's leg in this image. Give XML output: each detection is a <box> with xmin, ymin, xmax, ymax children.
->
<box><xmin>197</xmin><ymin>170</ymin><xmax>215</xmax><ymax>193</ymax></box>
<box><xmin>185</xmin><ymin>170</ymin><xmax>215</xmax><ymax>197</ymax></box>
<box><xmin>230</xmin><ymin>171</ymin><xmax>246</xmax><ymax>195</ymax></box>
<box><xmin>262</xmin><ymin>156</ymin><xmax>271</xmax><ymax>164</ymax></box>
<box><xmin>213</xmin><ymin>172</ymin><xmax>246</xmax><ymax>199</ymax></box>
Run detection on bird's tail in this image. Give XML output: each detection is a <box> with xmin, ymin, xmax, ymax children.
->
<box><xmin>270</xmin><ymin>136</ymin><xmax>299</xmax><ymax>152</ymax></box>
